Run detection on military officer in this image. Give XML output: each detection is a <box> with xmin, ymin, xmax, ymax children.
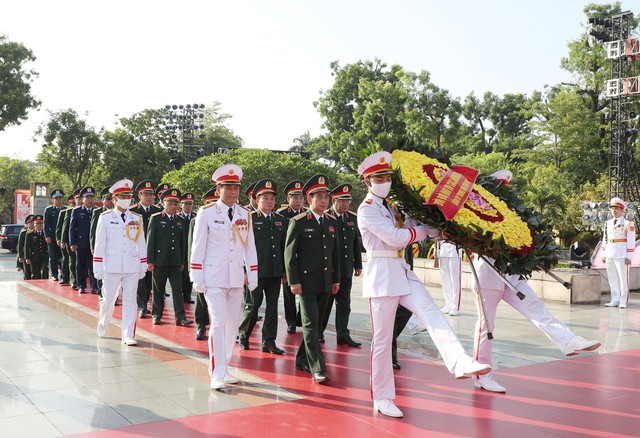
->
<box><xmin>44</xmin><ymin>189</ymin><xmax>64</xmax><ymax>281</ymax></box>
<box><xmin>57</xmin><ymin>192</ymin><xmax>78</xmax><ymax>286</ymax></box>
<box><xmin>238</xmin><ymin>179</ymin><xmax>287</xmax><ymax>354</ymax></box>
<box><xmin>94</xmin><ymin>179</ymin><xmax>147</xmax><ymax>346</ymax></box>
<box><xmin>130</xmin><ymin>180</ymin><xmax>162</xmax><ymax>317</ymax></box>
<box><xmin>69</xmin><ymin>186</ymin><xmax>98</xmax><ymax>294</ymax></box>
<box><xmin>155</xmin><ymin>183</ymin><xmax>171</xmax><ymax>209</ymax></box>
<box><xmin>244</xmin><ymin>181</ymin><xmax>258</xmax><ymax>211</ymax></box>
<box><xmin>16</xmin><ymin>215</ymin><xmax>34</xmax><ymax>279</ymax></box>
<box><xmin>602</xmin><ymin>197</ymin><xmax>636</xmax><ymax>308</ymax></box>
<box><xmin>276</xmin><ymin>180</ymin><xmax>305</xmax><ymax>333</ymax></box>
<box><xmin>285</xmin><ymin>174</ymin><xmax>340</xmax><ymax>384</ymax></box>
<box><xmin>191</xmin><ymin>187</ymin><xmax>218</xmax><ymax>340</ymax></box>
<box><xmin>357</xmin><ymin>151</ymin><xmax>490</xmax><ymax>418</ymax></box>
<box><xmin>147</xmin><ymin>188</ymin><xmax>193</xmax><ymax>326</ymax></box>
<box><xmin>25</xmin><ymin>215</ymin><xmax>49</xmax><ymax>279</ymax></box>
<box><xmin>179</xmin><ymin>192</ymin><xmax>197</xmax><ymax>304</ymax></box>
<box><xmin>320</xmin><ymin>183</ymin><xmax>363</xmax><ymax>347</ymax></box>
<box><xmin>61</xmin><ymin>189</ymin><xmax>82</xmax><ymax>289</ymax></box>
<box><xmin>190</xmin><ymin>164</ymin><xmax>258</xmax><ymax>390</ymax></box>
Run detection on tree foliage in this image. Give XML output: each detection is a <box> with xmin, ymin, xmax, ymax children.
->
<box><xmin>0</xmin><ymin>35</ymin><xmax>40</xmax><ymax>131</ymax></box>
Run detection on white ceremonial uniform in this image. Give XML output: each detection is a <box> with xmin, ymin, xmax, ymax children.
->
<box><xmin>471</xmin><ymin>256</ymin><xmax>576</xmax><ymax>375</ymax></box>
<box><xmin>438</xmin><ymin>242</ymin><xmax>463</xmax><ymax>312</ymax></box>
<box><xmin>190</xmin><ymin>200</ymin><xmax>258</xmax><ymax>379</ymax></box>
<box><xmin>93</xmin><ymin>209</ymin><xmax>147</xmax><ymax>340</ymax></box>
<box><xmin>358</xmin><ymin>193</ymin><xmax>474</xmax><ymax>400</ymax></box>
<box><xmin>602</xmin><ymin>216</ymin><xmax>635</xmax><ymax>307</ymax></box>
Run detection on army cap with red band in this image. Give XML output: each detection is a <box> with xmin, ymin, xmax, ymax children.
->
<box><xmin>252</xmin><ymin>179</ymin><xmax>277</xmax><ymax>199</ymax></box>
<box><xmin>202</xmin><ymin>186</ymin><xmax>219</xmax><ymax>203</ymax></box>
<box><xmin>32</xmin><ymin>214</ymin><xmax>44</xmax><ymax>223</ymax></box>
<box><xmin>245</xmin><ymin>181</ymin><xmax>258</xmax><ymax>198</ymax></box>
<box><xmin>160</xmin><ymin>188</ymin><xmax>181</xmax><ymax>202</ymax></box>
<box><xmin>331</xmin><ymin>183</ymin><xmax>353</xmax><ymax>200</ymax></box>
<box><xmin>135</xmin><ymin>180</ymin><xmax>156</xmax><ymax>194</ymax></box>
<box><xmin>156</xmin><ymin>183</ymin><xmax>171</xmax><ymax>198</ymax></box>
<box><xmin>110</xmin><ymin>179</ymin><xmax>134</xmax><ymax>196</ymax></box>
<box><xmin>72</xmin><ymin>188</ymin><xmax>82</xmax><ymax>198</ymax></box>
<box><xmin>212</xmin><ymin>164</ymin><xmax>243</xmax><ymax>185</ymax></box>
<box><xmin>66</xmin><ymin>194</ymin><xmax>75</xmax><ymax>202</ymax></box>
<box><xmin>610</xmin><ymin>197</ymin><xmax>626</xmax><ymax>209</ymax></box>
<box><xmin>303</xmin><ymin>174</ymin><xmax>330</xmax><ymax>196</ymax></box>
<box><xmin>181</xmin><ymin>192</ymin><xmax>195</xmax><ymax>203</ymax></box>
<box><xmin>357</xmin><ymin>151</ymin><xmax>393</xmax><ymax>179</ymax></box>
<box><xmin>284</xmin><ymin>180</ymin><xmax>304</xmax><ymax>196</ymax></box>
<box><xmin>24</xmin><ymin>214</ymin><xmax>34</xmax><ymax>224</ymax></box>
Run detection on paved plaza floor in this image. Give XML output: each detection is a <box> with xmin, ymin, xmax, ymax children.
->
<box><xmin>0</xmin><ymin>249</ymin><xmax>639</xmax><ymax>437</ymax></box>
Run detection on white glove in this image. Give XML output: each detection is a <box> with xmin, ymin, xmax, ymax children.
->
<box><xmin>248</xmin><ymin>282</ymin><xmax>258</xmax><ymax>292</ymax></box>
<box><xmin>94</xmin><ymin>270</ymin><xmax>104</xmax><ymax>280</ymax></box>
<box><xmin>194</xmin><ymin>282</ymin><xmax>207</xmax><ymax>293</ymax></box>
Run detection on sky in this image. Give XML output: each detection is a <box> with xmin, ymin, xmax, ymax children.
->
<box><xmin>0</xmin><ymin>0</ymin><xmax>635</xmax><ymax>161</ymax></box>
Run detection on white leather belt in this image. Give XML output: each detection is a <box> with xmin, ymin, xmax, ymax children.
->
<box><xmin>369</xmin><ymin>249</ymin><xmax>405</xmax><ymax>258</ymax></box>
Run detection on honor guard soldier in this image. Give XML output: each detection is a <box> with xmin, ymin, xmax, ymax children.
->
<box><xmin>179</xmin><ymin>192</ymin><xmax>197</xmax><ymax>304</ymax></box>
<box><xmin>191</xmin><ymin>187</ymin><xmax>218</xmax><ymax>340</ymax></box>
<box><xmin>285</xmin><ymin>174</ymin><xmax>340</xmax><ymax>384</ymax></box>
<box><xmin>320</xmin><ymin>183</ymin><xmax>363</xmax><ymax>347</ymax></box>
<box><xmin>61</xmin><ymin>189</ymin><xmax>82</xmax><ymax>289</ymax></box>
<box><xmin>130</xmin><ymin>180</ymin><xmax>161</xmax><ymax>318</ymax></box>
<box><xmin>90</xmin><ymin>187</ymin><xmax>115</xmax><ymax>296</ymax></box>
<box><xmin>238</xmin><ymin>179</ymin><xmax>287</xmax><ymax>354</ymax></box>
<box><xmin>602</xmin><ymin>197</ymin><xmax>636</xmax><ymax>308</ymax></box>
<box><xmin>70</xmin><ymin>186</ymin><xmax>98</xmax><ymax>294</ymax></box>
<box><xmin>357</xmin><ymin>151</ymin><xmax>490</xmax><ymax>418</ymax></box>
<box><xmin>25</xmin><ymin>215</ymin><xmax>49</xmax><ymax>279</ymax></box>
<box><xmin>58</xmin><ymin>192</ymin><xmax>79</xmax><ymax>286</ymax></box>
<box><xmin>17</xmin><ymin>215</ymin><xmax>34</xmax><ymax>279</ymax></box>
<box><xmin>147</xmin><ymin>188</ymin><xmax>193</xmax><ymax>326</ymax></box>
<box><xmin>437</xmin><ymin>242</ymin><xmax>463</xmax><ymax>315</ymax></box>
<box><xmin>190</xmin><ymin>165</ymin><xmax>258</xmax><ymax>390</ymax></box>
<box><xmin>44</xmin><ymin>189</ymin><xmax>64</xmax><ymax>281</ymax></box>
<box><xmin>94</xmin><ymin>179</ymin><xmax>147</xmax><ymax>346</ymax></box>
<box><xmin>276</xmin><ymin>180</ymin><xmax>305</xmax><ymax>333</ymax></box>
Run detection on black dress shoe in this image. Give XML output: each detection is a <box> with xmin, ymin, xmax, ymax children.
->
<box><xmin>337</xmin><ymin>336</ymin><xmax>362</xmax><ymax>347</ymax></box>
<box><xmin>319</xmin><ymin>335</ymin><xmax>325</xmax><ymax>343</ymax></box>
<box><xmin>287</xmin><ymin>325</ymin><xmax>296</xmax><ymax>334</ymax></box>
<box><xmin>295</xmin><ymin>363</ymin><xmax>311</xmax><ymax>373</ymax></box>
<box><xmin>152</xmin><ymin>315</ymin><xmax>161</xmax><ymax>325</ymax></box>
<box><xmin>176</xmin><ymin>319</ymin><xmax>193</xmax><ymax>326</ymax></box>
<box><xmin>79</xmin><ymin>288</ymin><xmax>86</xmax><ymax>294</ymax></box>
<box><xmin>261</xmin><ymin>344</ymin><xmax>285</xmax><ymax>355</ymax></box>
<box><xmin>184</xmin><ymin>299</ymin><xmax>195</xmax><ymax>304</ymax></box>
<box><xmin>60</xmin><ymin>281</ymin><xmax>70</xmax><ymax>286</ymax></box>
<box><xmin>52</xmin><ymin>277</ymin><xmax>59</xmax><ymax>281</ymax></box>
<box><xmin>91</xmin><ymin>289</ymin><xmax>98</xmax><ymax>295</ymax></box>
<box><xmin>196</xmin><ymin>327</ymin><xmax>206</xmax><ymax>340</ymax></box>
<box><xmin>165</xmin><ymin>293</ymin><xmax>170</xmax><ymax>297</ymax></box>
<box><xmin>312</xmin><ymin>372</ymin><xmax>329</xmax><ymax>383</ymax></box>
<box><xmin>239</xmin><ymin>338</ymin><xmax>250</xmax><ymax>350</ymax></box>
<box><xmin>392</xmin><ymin>359</ymin><xmax>401</xmax><ymax>370</ymax></box>
<box><xmin>138</xmin><ymin>309</ymin><xmax>148</xmax><ymax>318</ymax></box>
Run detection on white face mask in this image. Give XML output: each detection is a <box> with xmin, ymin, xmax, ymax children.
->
<box><xmin>370</xmin><ymin>181</ymin><xmax>392</xmax><ymax>198</ymax></box>
<box><xmin>116</xmin><ymin>198</ymin><xmax>131</xmax><ymax>210</ymax></box>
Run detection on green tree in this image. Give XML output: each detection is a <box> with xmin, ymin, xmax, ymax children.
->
<box><xmin>0</xmin><ymin>35</ymin><xmax>40</xmax><ymax>131</ymax></box>
<box><xmin>0</xmin><ymin>157</ymin><xmax>39</xmax><ymax>223</ymax></box>
<box><xmin>460</xmin><ymin>91</ymin><xmax>496</xmax><ymax>154</ymax></box>
<box><xmin>36</xmin><ymin>109</ymin><xmax>103</xmax><ymax>190</ymax></box>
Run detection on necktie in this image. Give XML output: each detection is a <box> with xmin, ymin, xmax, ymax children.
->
<box><xmin>318</xmin><ymin>216</ymin><xmax>324</xmax><ymax>226</ymax></box>
<box><xmin>614</xmin><ymin>219</ymin><xmax>618</xmax><ymax>225</ymax></box>
<box><xmin>121</xmin><ymin>213</ymin><xmax>126</xmax><ymax>223</ymax></box>
<box><xmin>228</xmin><ymin>207</ymin><xmax>233</xmax><ymax>222</ymax></box>
<box><xmin>339</xmin><ymin>215</ymin><xmax>344</xmax><ymax>225</ymax></box>
<box><xmin>265</xmin><ymin>215</ymin><xmax>271</xmax><ymax>224</ymax></box>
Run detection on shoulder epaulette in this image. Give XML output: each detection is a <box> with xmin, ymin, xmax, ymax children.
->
<box><xmin>202</xmin><ymin>203</ymin><xmax>215</xmax><ymax>209</ymax></box>
<box><xmin>100</xmin><ymin>210</ymin><xmax>111</xmax><ymax>216</ymax></box>
<box><xmin>293</xmin><ymin>211</ymin><xmax>308</xmax><ymax>220</ymax></box>
<box><xmin>347</xmin><ymin>210</ymin><xmax>358</xmax><ymax>216</ymax></box>
<box><xmin>130</xmin><ymin>211</ymin><xmax>142</xmax><ymax>218</ymax></box>
<box><xmin>325</xmin><ymin>212</ymin><xmax>336</xmax><ymax>220</ymax></box>
<box><xmin>129</xmin><ymin>203</ymin><xmax>139</xmax><ymax>209</ymax></box>
<box><xmin>365</xmin><ymin>199</ymin><xmax>373</xmax><ymax>204</ymax></box>
<box><xmin>26</xmin><ymin>230</ymin><xmax>35</xmax><ymax>234</ymax></box>
<box><xmin>276</xmin><ymin>206</ymin><xmax>287</xmax><ymax>213</ymax></box>
<box><xmin>274</xmin><ymin>211</ymin><xmax>285</xmax><ymax>219</ymax></box>
<box><xmin>150</xmin><ymin>211</ymin><xmax>163</xmax><ymax>218</ymax></box>
<box><xmin>239</xmin><ymin>205</ymin><xmax>251</xmax><ymax>212</ymax></box>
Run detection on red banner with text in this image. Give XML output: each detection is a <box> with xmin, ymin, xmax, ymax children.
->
<box><xmin>426</xmin><ymin>166</ymin><xmax>479</xmax><ymax>220</ymax></box>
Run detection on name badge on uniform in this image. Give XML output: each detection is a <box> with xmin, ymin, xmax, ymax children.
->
<box><xmin>304</xmin><ymin>228</ymin><xmax>316</xmax><ymax>232</ymax></box>
<box><xmin>110</xmin><ymin>221</ymin><xmax>119</xmax><ymax>224</ymax></box>
<box><xmin>214</xmin><ymin>220</ymin><xmax>225</xmax><ymax>224</ymax></box>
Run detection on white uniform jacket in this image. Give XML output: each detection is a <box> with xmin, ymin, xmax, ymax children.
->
<box><xmin>93</xmin><ymin>209</ymin><xmax>147</xmax><ymax>275</ymax></box>
<box><xmin>603</xmin><ymin>216</ymin><xmax>635</xmax><ymax>260</ymax></box>
<box><xmin>357</xmin><ymin>193</ymin><xmax>428</xmax><ymax>298</ymax></box>
<box><xmin>189</xmin><ymin>201</ymin><xmax>258</xmax><ymax>288</ymax></box>
<box><xmin>438</xmin><ymin>241</ymin><xmax>461</xmax><ymax>258</ymax></box>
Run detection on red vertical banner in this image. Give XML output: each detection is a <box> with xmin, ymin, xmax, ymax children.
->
<box><xmin>426</xmin><ymin>166</ymin><xmax>479</xmax><ymax>221</ymax></box>
<box><xmin>15</xmin><ymin>189</ymin><xmax>31</xmax><ymax>224</ymax></box>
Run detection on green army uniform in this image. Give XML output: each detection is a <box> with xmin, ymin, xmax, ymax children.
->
<box><xmin>241</xmin><ymin>181</ymin><xmax>259</xmax><ymax>315</ymax></box>
<box><xmin>276</xmin><ymin>179</ymin><xmax>305</xmax><ymax>331</ymax></box>
<box><xmin>147</xmin><ymin>188</ymin><xmax>190</xmax><ymax>324</ymax></box>
<box><xmin>130</xmin><ymin>180</ymin><xmax>162</xmax><ymax>317</ymax></box>
<box><xmin>90</xmin><ymin>187</ymin><xmax>112</xmax><ymax>296</ymax></box>
<box><xmin>320</xmin><ymin>184</ymin><xmax>363</xmax><ymax>344</ymax></box>
<box><xmin>16</xmin><ymin>216</ymin><xmax>32</xmax><ymax>280</ymax></box>
<box><xmin>25</xmin><ymin>217</ymin><xmax>49</xmax><ymax>280</ymax></box>
<box><xmin>179</xmin><ymin>192</ymin><xmax>197</xmax><ymax>304</ymax></box>
<box><xmin>43</xmin><ymin>189</ymin><xmax>64</xmax><ymax>280</ymax></box>
<box><xmin>285</xmin><ymin>174</ymin><xmax>340</xmax><ymax>377</ymax></box>
<box><xmin>55</xmin><ymin>201</ymin><xmax>73</xmax><ymax>285</ymax></box>
<box><xmin>238</xmin><ymin>179</ymin><xmax>287</xmax><ymax>353</ymax></box>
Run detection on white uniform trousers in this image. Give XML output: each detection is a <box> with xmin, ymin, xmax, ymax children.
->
<box><xmin>203</xmin><ymin>287</ymin><xmax>244</xmax><ymax>379</ymax></box>
<box><xmin>369</xmin><ymin>278</ymin><xmax>467</xmax><ymax>400</ymax></box>
<box><xmin>98</xmin><ymin>273</ymin><xmax>139</xmax><ymax>340</ymax></box>
<box><xmin>606</xmin><ymin>258</ymin><xmax>629</xmax><ymax>306</ymax></box>
<box><xmin>473</xmin><ymin>280</ymin><xmax>575</xmax><ymax>371</ymax></box>
<box><xmin>439</xmin><ymin>257</ymin><xmax>462</xmax><ymax>312</ymax></box>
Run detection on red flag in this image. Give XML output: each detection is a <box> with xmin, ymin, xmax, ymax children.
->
<box><xmin>427</xmin><ymin>166</ymin><xmax>479</xmax><ymax>220</ymax></box>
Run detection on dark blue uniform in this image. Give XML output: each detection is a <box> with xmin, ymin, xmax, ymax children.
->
<box><xmin>69</xmin><ymin>206</ymin><xmax>97</xmax><ymax>292</ymax></box>
<box><xmin>44</xmin><ymin>204</ymin><xmax>62</xmax><ymax>279</ymax></box>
